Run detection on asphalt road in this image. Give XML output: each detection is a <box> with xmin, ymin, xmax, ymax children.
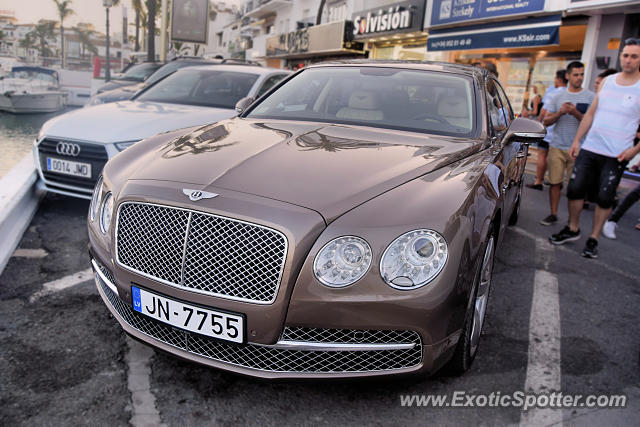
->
<box><xmin>1</xmin><ymin>181</ymin><xmax>639</xmax><ymax>426</ymax></box>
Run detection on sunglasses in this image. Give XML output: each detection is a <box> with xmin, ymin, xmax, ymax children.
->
<box><xmin>625</xmin><ymin>38</ymin><xmax>640</xmax><ymax>45</ymax></box>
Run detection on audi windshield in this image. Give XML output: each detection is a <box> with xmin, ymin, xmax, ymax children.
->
<box><xmin>135</xmin><ymin>69</ymin><xmax>260</xmax><ymax>109</ymax></box>
<box><xmin>245</xmin><ymin>67</ymin><xmax>477</xmax><ymax>137</ymax></box>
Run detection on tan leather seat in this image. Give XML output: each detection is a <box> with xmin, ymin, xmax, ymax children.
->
<box><xmin>336</xmin><ymin>90</ymin><xmax>384</xmax><ymax>121</ymax></box>
<box><xmin>436</xmin><ymin>92</ymin><xmax>470</xmax><ymax>129</ymax></box>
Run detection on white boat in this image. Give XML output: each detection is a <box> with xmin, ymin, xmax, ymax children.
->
<box><xmin>0</xmin><ymin>66</ymin><xmax>68</xmax><ymax>113</ymax></box>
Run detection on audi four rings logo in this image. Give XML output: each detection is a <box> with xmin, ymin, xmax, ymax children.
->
<box><xmin>182</xmin><ymin>189</ymin><xmax>219</xmax><ymax>201</ymax></box>
<box><xmin>56</xmin><ymin>142</ymin><xmax>81</xmax><ymax>157</ymax></box>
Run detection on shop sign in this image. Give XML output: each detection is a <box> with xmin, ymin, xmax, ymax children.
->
<box><xmin>171</xmin><ymin>0</ymin><xmax>209</xmax><ymax>44</ymax></box>
<box><xmin>351</xmin><ymin>0</ymin><xmax>425</xmax><ymax>40</ymax></box>
<box><xmin>266</xmin><ymin>21</ymin><xmax>352</xmax><ymax>57</ymax></box>
<box><xmin>427</xmin><ymin>14</ymin><xmax>560</xmax><ymax>51</ymax></box>
<box><xmin>430</xmin><ymin>0</ymin><xmax>545</xmax><ymax>27</ymax></box>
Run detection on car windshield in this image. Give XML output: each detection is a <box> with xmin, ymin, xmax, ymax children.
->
<box><xmin>135</xmin><ymin>69</ymin><xmax>259</xmax><ymax>108</ymax></box>
<box><xmin>119</xmin><ymin>62</ymin><xmax>161</xmax><ymax>81</ymax></box>
<box><xmin>144</xmin><ymin>61</ymin><xmax>203</xmax><ymax>87</ymax></box>
<box><xmin>246</xmin><ymin>67</ymin><xmax>476</xmax><ymax>136</ymax></box>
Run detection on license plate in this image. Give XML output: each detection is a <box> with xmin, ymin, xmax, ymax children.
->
<box><xmin>46</xmin><ymin>157</ymin><xmax>91</xmax><ymax>178</ymax></box>
<box><xmin>131</xmin><ymin>286</ymin><xmax>244</xmax><ymax>343</ymax></box>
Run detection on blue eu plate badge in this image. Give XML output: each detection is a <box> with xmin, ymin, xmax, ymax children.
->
<box><xmin>132</xmin><ymin>286</ymin><xmax>142</xmax><ymax>312</ymax></box>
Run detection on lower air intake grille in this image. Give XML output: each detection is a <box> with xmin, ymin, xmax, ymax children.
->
<box><xmin>96</xmin><ymin>277</ymin><xmax>422</xmax><ymax>374</ymax></box>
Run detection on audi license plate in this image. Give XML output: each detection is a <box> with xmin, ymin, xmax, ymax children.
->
<box><xmin>46</xmin><ymin>157</ymin><xmax>91</xmax><ymax>178</ymax></box>
<box><xmin>131</xmin><ymin>286</ymin><xmax>244</xmax><ymax>343</ymax></box>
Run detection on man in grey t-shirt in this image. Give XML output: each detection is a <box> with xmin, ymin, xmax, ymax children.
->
<box><xmin>539</xmin><ymin>61</ymin><xmax>595</xmax><ymax>226</ymax></box>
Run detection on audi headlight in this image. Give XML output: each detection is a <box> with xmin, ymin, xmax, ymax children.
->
<box><xmin>115</xmin><ymin>140</ymin><xmax>136</xmax><ymax>151</ymax></box>
<box><xmin>313</xmin><ymin>236</ymin><xmax>372</xmax><ymax>287</ymax></box>
<box><xmin>380</xmin><ymin>229</ymin><xmax>448</xmax><ymax>290</ymax></box>
<box><xmin>86</xmin><ymin>96</ymin><xmax>103</xmax><ymax>107</ymax></box>
<box><xmin>100</xmin><ymin>192</ymin><xmax>113</xmax><ymax>234</ymax></box>
<box><xmin>90</xmin><ymin>176</ymin><xmax>103</xmax><ymax>221</ymax></box>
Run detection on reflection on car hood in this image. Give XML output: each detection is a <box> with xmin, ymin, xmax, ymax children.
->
<box><xmin>97</xmin><ymin>79</ymin><xmax>136</xmax><ymax>93</ymax></box>
<box><xmin>127</xmin><ymin>118</ymin><xmax>481</xmax><ymax>222</ymax></box>
<box><xmin>95</xmin><ymin>83</ymin><xmax>144</xmax><ymax>102</ymax></box>
<box><xmin>40</xmin><ymin>101</ymin><xmax>238</xmax><ymax>144</ymax></box>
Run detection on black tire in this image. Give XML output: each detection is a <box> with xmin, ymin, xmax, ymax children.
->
<box><xmin>446</xmin><ymin>234</ymin><xmax>495</xmax><ymax>375</ymax></box>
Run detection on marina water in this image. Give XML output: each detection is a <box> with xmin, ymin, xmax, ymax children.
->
<box><xmin>0</xmin><ymin>107</ymin><xmax>76</xmax><ymax>178</ymax></box>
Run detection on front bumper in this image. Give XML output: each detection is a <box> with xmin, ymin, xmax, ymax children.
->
<box><xmin>92</xmin><ymin>256</ymin><xmax>455</xmax><ymax>379</ymax></box>
<box><xmin>34</xmin><ymin>138</ymin><xmax>113</xmax><ymax>200</ymax></box>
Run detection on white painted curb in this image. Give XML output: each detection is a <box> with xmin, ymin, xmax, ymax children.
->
<box><xmin>0</xmin><ymin>154</ymin><xmax>44</xmax><ymax>275</ymax></box>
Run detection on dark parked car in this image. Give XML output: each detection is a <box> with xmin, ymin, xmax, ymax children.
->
<box><xmin>89</xmin><ymin>61</ymin><xmax>545</xmax><ymax>379</ymax></box>
<box><xmin>95</xmin><ymin>61</ymin><xmax>162</xmax><ymax>94</ymax></box>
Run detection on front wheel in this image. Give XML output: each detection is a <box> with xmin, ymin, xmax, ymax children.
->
<box><xmin>446</xmin><ymin>234</ymin><xmax>495</xmax><ymax>374</ymax></box>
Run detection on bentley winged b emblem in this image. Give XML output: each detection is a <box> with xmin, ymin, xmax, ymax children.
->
<box><xmin>182</xmin><ymin>189</ymin><xmax>219</xmax><ymax>202</ymax></box>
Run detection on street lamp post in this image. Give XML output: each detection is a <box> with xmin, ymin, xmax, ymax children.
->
<box><xmin>104</xmin><ymin>0</ymin><xmax>113</xmax><ymax>82</ymax></box>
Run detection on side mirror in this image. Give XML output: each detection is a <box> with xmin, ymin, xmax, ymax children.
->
<box><xmin>235</xmin><ymin>96</ymin><xmax>255</xmax><ymax>114</ymax></box>
<box><xmin>504</xmin><ymin>117</ymin><xmax>546</xmax><ymax>144</ymax></box>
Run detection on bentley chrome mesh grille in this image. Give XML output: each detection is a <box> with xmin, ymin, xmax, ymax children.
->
<box><xmin>96</xmin><ymin>277</ymin><xmax>422</xmax><ymax>374</ymax></box>
<box><xmin>281</xmin><ymin>327</ymin><xmax>420</xmax><ymax>345</ymax></box>
<box><xmin>115</xmin><ymin>202</ymin><xmax>287</xmax><ymax>303</ymax></box>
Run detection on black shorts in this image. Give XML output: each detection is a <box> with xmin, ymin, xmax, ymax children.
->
<box><xmin>537</xmin><ymin>140</ymin><xmax>549</xmax><ymax>150</ymax></box>
<box><xmin>567</xmin><ymin>149</ymin><xmax>627</xmax><ymax>209</ymax></box>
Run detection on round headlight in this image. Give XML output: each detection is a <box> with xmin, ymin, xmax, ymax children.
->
<box><xmin>90</xmin><ymin>176</ymin><xmax>103</xmax><ymax>221</ymax></box>
<box><xmin>380</xmin><ymin>229</ymin><xmax>448</xmax><ymax>290</ymax></box>
<box><xmin>313</xmin><ymin>236</ymin><xmax>372</xmax><ymax>288</ymax></box>
<box><xmin>100</xmin><ymin>192</ymin><xmax>113</xmax><ymax>234</ymax></box>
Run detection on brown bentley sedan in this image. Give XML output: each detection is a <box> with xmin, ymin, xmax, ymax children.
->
<box><xmin>89</xmin><ymin>61</ymin><xmax>545</xmax><ymax>378</ymax></box>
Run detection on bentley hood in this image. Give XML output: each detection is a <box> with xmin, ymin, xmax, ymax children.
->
<box><xmin>116</xmin><ymin>118</ymin><xmax>481</xmax><ymax>223</ymax></box>
<box><xmin>40</xmin><ymin>101</ymin><xmax>237</xmax><ymax>144</ymax></box>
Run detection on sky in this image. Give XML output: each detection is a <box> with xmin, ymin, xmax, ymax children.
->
<box><xmin>1</xmin><ymin>1</ymin><xmax>244</xmax><ymax>35</ymax></box>
<box><xmin>2</xmin><ymin>0</ymin><xmax>143</xmax><ymax>35</ymax></box>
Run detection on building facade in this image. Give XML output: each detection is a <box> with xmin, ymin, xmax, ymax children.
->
<box><xmin>423</xmin><ymin>0</ymin><xmax>640</xmax><ymax>113</ymax></box>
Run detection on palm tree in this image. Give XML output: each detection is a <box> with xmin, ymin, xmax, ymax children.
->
<box><xmin>316</xmin><ymin>0</ymin><xmax>326</xmax><ymax>25</ymax></box>
<box><xmin>28</xmin><ymin>21</ymin><xmax>56</xmax><ymax>64</ymax></box>
<box><xmin>18</xmin><ymin>32</ymin><xmax>38</xmax><ymax>59</ymax></box>
<box><xmin>53</xmin><ymin>0</ymin><xmax>74</xmax><ymax>68</ymax></box>
<box><xmin>74</xmin><ymin>24</ymin><xmax>98</xmax><ymax>58</ymax></box>
<box><xmin>126</xmin><ymin>0</ymin><xmax>160</xmax><ymax>56</ymax></box>
<box><xmin>104</xmin><ymin>0</ymin><xmax>120</xmax><ymax>81</ymax></box>
<box><xmin>147</xmin><ymin>0</ymin><xmax>156</xmax><ymax>61</ymax></box>
<box><xmin>132</xmin><ymin>0</ymin><xmax>143</xmax><ymax>52</ymax></box>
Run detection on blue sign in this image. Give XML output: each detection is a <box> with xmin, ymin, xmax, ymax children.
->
<box><xmin>431</xmin><ymin>0</ymin><xmax>546</xmax><ymax>27</ymax></box>
<box><xmin>427</xmin><ymin>14</ymin><xmax>560</xmax><ymax>51</ymax></box>
<box><xmin>132</xmin><ymin>286</ymin><xmax>142</xmax><ymax>312</ymax></box>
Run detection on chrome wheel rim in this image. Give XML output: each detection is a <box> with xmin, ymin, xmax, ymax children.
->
<box><xmin>470</xmin><ymin>236</ymin><xmax>494</xmax><ymax>357</ymax></box>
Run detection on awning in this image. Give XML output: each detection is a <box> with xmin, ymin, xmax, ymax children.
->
<box><xmin>427</xmin><ymin>14</ymin><xmax>561</xmax><ymax>51</ymax></box>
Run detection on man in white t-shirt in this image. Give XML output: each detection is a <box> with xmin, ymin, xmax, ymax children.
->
<box><xmin>539</xmin><ymin>62</ymin><xmax>594</xmax><ymax>227</ymax></box>
<box><xmin>549</xmin><ymin>39</ymin><xmax>640</xmax><ymax>258</ymax></box>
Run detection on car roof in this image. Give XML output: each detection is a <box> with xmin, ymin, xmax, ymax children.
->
<box><xmin>179</xmin><ymin>64</ymin><xmax>290</xmax><ymax>75</ymax></box>
<box><xmin>307</xmin><ymin>60</ymin><xmax>487</xmax><ymax>79</ymax></box>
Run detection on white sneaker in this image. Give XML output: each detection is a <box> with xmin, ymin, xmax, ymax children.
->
<box><xmin>602</xmin><ymin>220</ymin><xmax>617</xmax><ymax>239</ymax></box>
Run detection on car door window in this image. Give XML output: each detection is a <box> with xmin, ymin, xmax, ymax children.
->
<box><xmin>487</xmin><ymin>79</ymin><xmax>507</xmax><ymax>134</ymax></box>
<box><xmin>256</xmin><ymin>74</ymin><xmax>288</xmax><ymax>98</ymax></box>
<box><xmin>494</xmin><ymin>81</ymin><xmax>513</xmax><ymax>127</ymax></box>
